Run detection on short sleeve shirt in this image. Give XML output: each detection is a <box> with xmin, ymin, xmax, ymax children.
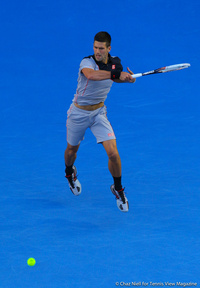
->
<box><xmin>73</xmin><ymin>54</ymin><xmax>123</xmax><ymax>105</ymax></box>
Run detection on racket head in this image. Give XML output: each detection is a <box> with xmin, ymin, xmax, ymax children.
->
<box><xmin>155</xmin><ymin>63</ymin><xmax>191</xmax><ymax>73</ymax></box>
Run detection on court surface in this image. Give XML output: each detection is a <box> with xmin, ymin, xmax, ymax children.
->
<box><xmin>0</xmin><ymin>0</ymin><xmax>200</xmax><ymax>287</ymax></box>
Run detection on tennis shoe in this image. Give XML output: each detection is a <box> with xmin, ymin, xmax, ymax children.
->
<box><xmin>110</xmin><ymin>184</ymin><xmax>129</xmax><ymax>212</ymax></box>
<box><xmin>65</xmin><ymin>166</ymin><xmax>81</xmax><ymax>196</ymax></box>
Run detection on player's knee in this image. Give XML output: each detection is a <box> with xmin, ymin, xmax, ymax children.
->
<box><xmin>108</xmin><ymin>149</ymin><xmax>120</xmax><ymax>162</ymax></box>
<box><xmin>66</xmin><ymin>145</ymin><xmax>79</xmax><ymax>156</ymax></box>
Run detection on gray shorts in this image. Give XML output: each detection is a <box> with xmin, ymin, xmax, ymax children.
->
<box><xmin>66</xmin><ymin>103</ymin><xmax>116</xmax><ymax>146</ymax></box>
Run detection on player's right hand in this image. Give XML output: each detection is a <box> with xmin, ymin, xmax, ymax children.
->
<box><xmin>119</xmin><ymin>71</ymin><xmax>135</xmax><ymax>83</ymax></box>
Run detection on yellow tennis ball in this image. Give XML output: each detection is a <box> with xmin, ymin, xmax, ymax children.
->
<box><xmin>27</xmin><ymin>258</ymin><xmax>36</xmax><ymax>266</ymax></box>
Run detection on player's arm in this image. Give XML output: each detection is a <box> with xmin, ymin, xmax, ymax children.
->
<box><xmin>82</xmin><ymin>68</ymin><xmax>111</xmax><ymax>81</ymax></box>
<box><xmin>82</xmin><ymin>67</ymin><xmax>136</xmax><ymax>83</ymax></box>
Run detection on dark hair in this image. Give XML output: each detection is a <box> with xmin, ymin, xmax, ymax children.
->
<box><xmin>94</xmin><ymin>31</ymin><xmax>111</xmax><ymax>47</ymax></box>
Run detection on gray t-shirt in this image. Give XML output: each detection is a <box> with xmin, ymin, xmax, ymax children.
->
<box><xmin>73</xmin><ymin>54</ymin><xmax>123</xmax><ymax>105</ymax></box>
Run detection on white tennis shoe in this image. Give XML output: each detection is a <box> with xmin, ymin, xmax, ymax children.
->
<box><xmin>110</xmin><ymin>184</ymin><xmax>129</xmax><ymax>212</ymax></box>
<box><xmin>65</xmin><ymin>166</ymin><xmax>81</xmax><ymax>196</ymax></box>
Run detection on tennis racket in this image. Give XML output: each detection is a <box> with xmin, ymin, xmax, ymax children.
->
<box><xmin>131</xmin><ymin>63</ymin><xmax>191</xmax><ymax>79</ymax></box>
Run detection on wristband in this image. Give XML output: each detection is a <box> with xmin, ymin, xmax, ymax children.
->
<box><xmin>111</xmin><ymin>70</ymin><xmax>121</xmax><ymax>80</ymax></box>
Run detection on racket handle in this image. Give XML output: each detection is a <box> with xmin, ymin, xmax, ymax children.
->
<box><xmin>131</xmin><ymin>73</ymin><xmax>142</xmax><ymax>78</ymax></box>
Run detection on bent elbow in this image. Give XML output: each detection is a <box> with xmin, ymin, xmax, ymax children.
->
<box><xmin>86</xmin><ymin>73</ymin><xmax>96</xmax><ymax>80</ymax></box>
<box><xmin>86</xmin><ymin>74</ymin><xmax>93</xmax><ymax>80</ymax></box>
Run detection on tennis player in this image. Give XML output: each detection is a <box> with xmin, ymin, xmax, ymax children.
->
<box><xmin>65</xmin><ymin>31</ymin><xmax>135</xmax><ymax>212</ymax></box>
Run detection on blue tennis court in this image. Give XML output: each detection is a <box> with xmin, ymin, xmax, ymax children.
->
<box><xmin>0</xmin><ymin>0</ymin><xmax>199</xmax><ymax>287</ymax></box>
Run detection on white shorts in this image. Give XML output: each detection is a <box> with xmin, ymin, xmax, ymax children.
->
<box><xmin>66</xmin><ymin>103</ymin><xmax>116</xmax><ymax>146</ymax></box>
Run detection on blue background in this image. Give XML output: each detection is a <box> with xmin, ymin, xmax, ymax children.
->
<box><xmin>0</xmin><ymin>0</ymin><xmax>199</xmax><ymax>287</ymax></box>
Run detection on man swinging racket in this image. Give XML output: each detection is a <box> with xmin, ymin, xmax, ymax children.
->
<box><xmin>64</xmin><ymin>31</ymin><xmax>135</xmax><ymax>212</ymax></box>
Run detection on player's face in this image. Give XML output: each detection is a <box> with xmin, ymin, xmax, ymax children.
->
<box><xmin>93</xmin><ymin>41</ymin><xmax>111</xmax><ymax>64</ymax></box>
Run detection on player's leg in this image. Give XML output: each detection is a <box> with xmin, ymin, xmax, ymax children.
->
<box><xmin>102</xmin><ymin>139</ymin><xmax>129</xmax><ymax>212</ymax></box>
<box><xmin>64</xmin><ymin>142</ymin><xmax>80</xmax><ymax>178</ymax></box>
<box><xmin>90</xmin><ymin>106</ymin><xmax>129</xmax><ymax>212</ymax></box>
<box><xmin>102</xmin><ymin>139</ymin><xmax>121</xmax><ymax>179</ymax></box>
<box><xmin>64</xmin><ymin>143</ymin><xmax>82</xmax><ymax>196</ymax></box>
<box><xmin>65</xmin><ymin>104</ymin><xmax>89</xmax><ymax>196</ymax></box>
<box><xmin>65</xmin><ymin>143</ymin><xmax>80</xmax><ymax>168</ymax></box>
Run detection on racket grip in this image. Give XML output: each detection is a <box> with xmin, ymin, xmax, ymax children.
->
<box><xmin>131</xmin><ymin>73</ymin><xmax>142</xmax><ymax>78</ymax></box>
